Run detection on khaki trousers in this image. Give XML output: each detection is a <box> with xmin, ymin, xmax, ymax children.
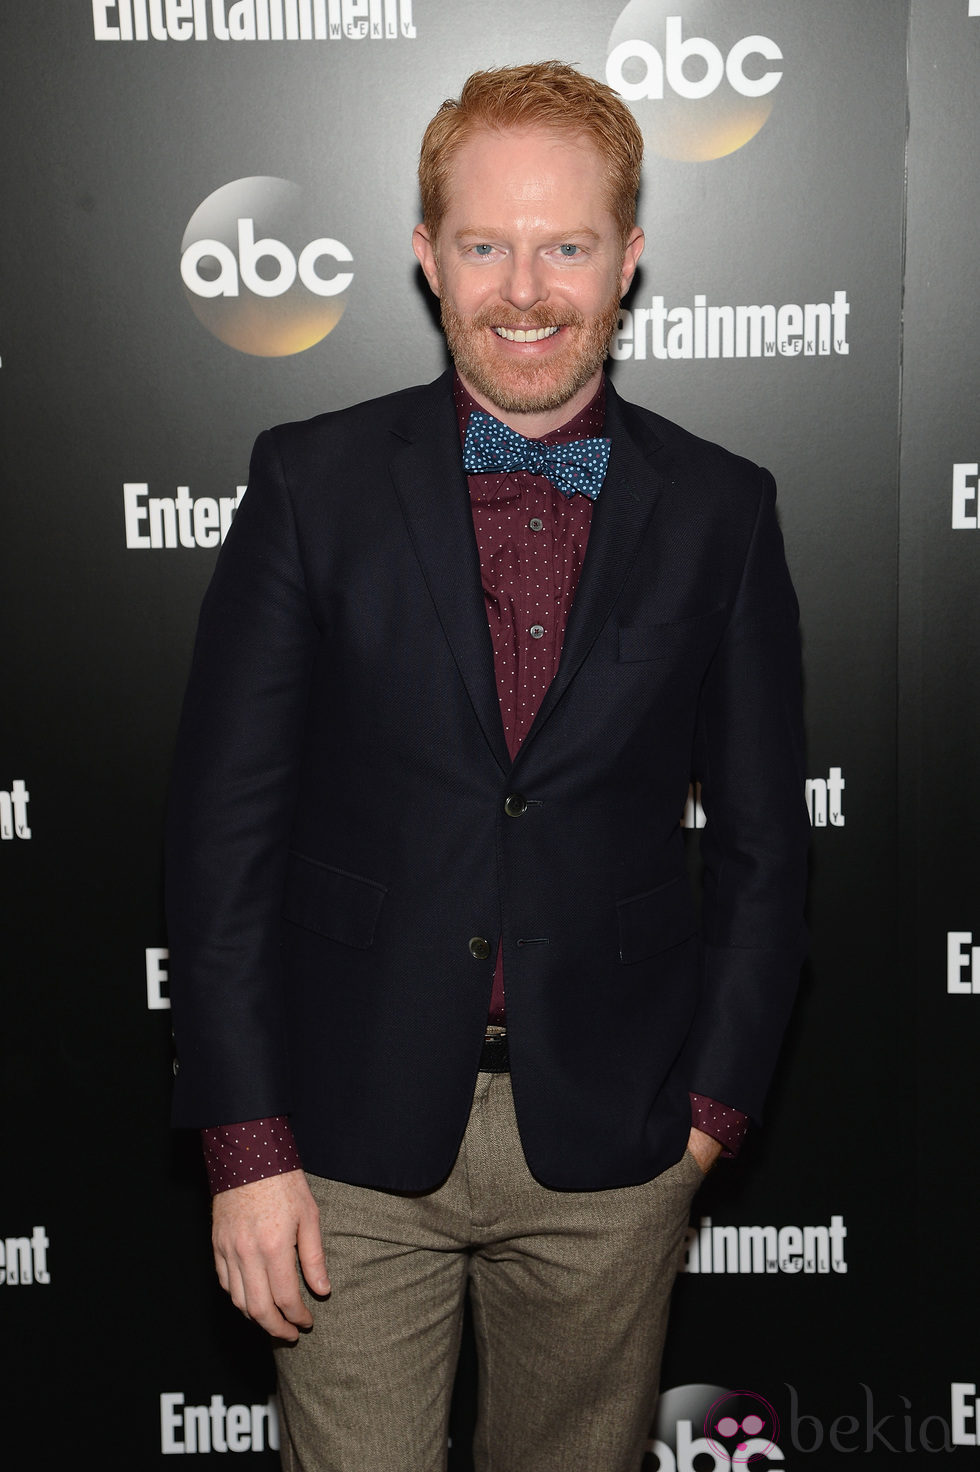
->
<box><xmin>275</xmin><ymin>1072</ymin><xmax>703</xmax><ymax>1472</ymax></box>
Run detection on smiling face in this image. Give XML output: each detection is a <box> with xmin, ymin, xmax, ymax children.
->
<box><xmin>413</xmin><ymin>127</ymin><xmax>644</xmax><ymax>436</ymax></box>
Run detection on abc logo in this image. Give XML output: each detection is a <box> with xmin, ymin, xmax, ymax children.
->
<box><xmin>180</xmin><ymin>177</ymin><xmax>353</xmax><ymax>357</ymax></box>
<box><xmin>606</xmin><ymin>1</ymin><xmax>783</xmax><ymax>162</ymax></box>
<box><xmin>645</xmin><ymin>1383</ymin><xmax>782</xmax><ymax>1471</ymax></box>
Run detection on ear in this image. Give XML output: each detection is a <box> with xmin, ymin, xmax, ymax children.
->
<box><xmin>412</xmin><ymin>223</ymin><xmax>441</xmax><ymax>298</ymax></box>
<box><xmin>619</xmin><ymin>226</ymin><xmax>644</xmax><ymax>297</ymax></box>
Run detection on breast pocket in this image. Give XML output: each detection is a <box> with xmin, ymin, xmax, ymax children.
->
<box><xmin>617</xmin><ymin>606</ymin><xmax>728</xmax><ymax>664</ymax></box>
<box><xmin>617</xmin><ymin>875</ymin><xmax>697</xmax><ymax>964</ymax></box>
<box><xmin>282</xmin><ymin>852</ymin><xmax>387</xmax><ymax>950</ymax></box>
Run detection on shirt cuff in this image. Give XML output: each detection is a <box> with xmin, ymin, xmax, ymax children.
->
<box><xmin>689</xmin><ymin>1093</ymin><xmax>750</xmax><ymax>1158</ymax></box>
<box><xmin>201</xmin><ymin>1117</ymin><xmax>303</xmax><ymax>1196</ymax></box>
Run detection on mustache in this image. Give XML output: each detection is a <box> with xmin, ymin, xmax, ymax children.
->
<box><xmin>470</xmin><ymin>304</ymin><xmax>584</xmax><ymax>331</ymax></box>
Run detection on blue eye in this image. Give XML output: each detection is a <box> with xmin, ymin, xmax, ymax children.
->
<box><xmin>558</xmin><ymin>244</ymin><xmax>579</xmax><ymax>256</ymax></box>
<box><xmin>472</xmin><ymin>243</ymin><xmax>494</xmax><ymax>256</ymax></box>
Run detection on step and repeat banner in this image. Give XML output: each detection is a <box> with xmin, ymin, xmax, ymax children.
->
<box><xmin>2</xmin><ymin>1</ymin><xmax>977</xmax><ymax>1466</ymax></box>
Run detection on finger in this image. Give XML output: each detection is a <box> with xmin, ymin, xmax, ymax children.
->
<box><xmin>213</xmin><ymin>1246</ymin><xmax>231</xmax><ymax>1295</ymax></box>
<box><xmin>297</xmin><ymin>1211</ymin><xmax>330</xmax><ymax>1298</ymax></box>
<box><xmin>267</xmin><ymin>1257</ymin><xmax>315</xmax><ymax>1333</ymax></box>
<box><xmin>224</xmin><ymin>1260</ymin><xmax>251</xmax><ymax>1318</ymax></box>
<box><xmin>239</xmin><ymin>1260</ymin><xmax>303</xmax><ymax>1341</ymax></box>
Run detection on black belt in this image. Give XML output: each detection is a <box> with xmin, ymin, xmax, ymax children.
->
<box><xmin>479</xmin><ymin>1026</ymin><xmax>509</xmax><ymax>1072</ymax></box>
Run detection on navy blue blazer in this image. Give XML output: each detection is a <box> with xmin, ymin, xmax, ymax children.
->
<box><xmin>166</xmin><ymin>372</ymin><xmax>809</xmax><ymax>1192</ymax></box>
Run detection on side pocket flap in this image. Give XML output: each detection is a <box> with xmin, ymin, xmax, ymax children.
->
<box><xmin>282</xmin><ymin>853</ymin><xmax>387</xmax><ymax>950</ymax></box>
<box><xmin>617</xmin><ymin>875</ymin><xmax>697</xmax><ymax>964</ymax></box>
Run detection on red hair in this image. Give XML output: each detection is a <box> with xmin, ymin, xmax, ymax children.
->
<box><xmin>419</xmin><ymin>61</ymin><xmax>643</xmax><ymax>244</ymax></box>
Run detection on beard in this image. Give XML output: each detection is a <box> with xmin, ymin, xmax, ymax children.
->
<box><xmin>439</xmin><ymin>294</ymin><xmax>622</xmax><ymax>417</ymax></box>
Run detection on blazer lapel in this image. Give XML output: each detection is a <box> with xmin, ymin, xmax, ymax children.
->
<box><xmin>388</xmin><ymin>374</ymin><xmax>511</xmax><ymax>774</ymax></box>
<box><xmin>518</xmin><ymin>381</ymin><xmax>671</xmax><ymax>753</ymax></box>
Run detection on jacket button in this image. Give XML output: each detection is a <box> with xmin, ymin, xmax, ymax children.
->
<box><xmin>469</xmin><ymin>936</ymin><xmax>491</xmax><ymax>960</ymax></box>
<box><xmin>503</xmin><ymin>793</ymin><xmax>528</xmax><ymax>817</ymax></box>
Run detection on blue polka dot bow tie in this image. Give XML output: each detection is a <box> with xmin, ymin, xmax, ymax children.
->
<box><xmin>462</xmin><ymin>409</ymin><xmax>611</xmax><ymax>501</ymax></box>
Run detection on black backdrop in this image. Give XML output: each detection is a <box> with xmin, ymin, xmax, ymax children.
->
<box><xmin>2</xmin><ymin>2</ymin><xmax>977</xmax><ymax>1466</ymax></box>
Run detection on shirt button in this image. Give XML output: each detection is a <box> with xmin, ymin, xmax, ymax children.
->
<box><xmin>504</xmin><ymin>793</ymin><xmax>528</xmax><ymax>817</ymax></box>
<box><xmin>469</xmin><ymin>936</ymin><xmax>491</xmax><ymax>961</ymax></box>
<box><xmin>529</xmin><ymin>517</ymin><xmax>544</xmax><ymax>532</ymax></box>
<box><xmin>529</xmin><ymin>624</ymin><xmax>545</xmax><ymax>639</ymax></box>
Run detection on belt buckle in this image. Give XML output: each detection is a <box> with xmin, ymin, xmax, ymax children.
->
<box><xmin>480</xmin><ymin>1024</ymin><xmax>509</xmax><ymax>1073</ymax></box>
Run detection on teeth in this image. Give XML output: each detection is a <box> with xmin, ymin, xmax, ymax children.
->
<box><xmin>493</xmin><ymin>325</ymin><xmax>561</xmax><ymax>342</ymax></box>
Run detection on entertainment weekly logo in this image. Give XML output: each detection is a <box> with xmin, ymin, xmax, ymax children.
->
<box><xmin>1</xmin><ymin>1227</ymin><xmax>51</xmax><ymax>1285</ymax></box>
<box><xmin>147</xmin><ymin>947</ymin><xmax>170</xmax><ymax>1008</ymax></box>
<box><xmin>680</xmin><ymin>1214</ymin><xmax>847</xmax><ymax>1275</ymax></box>
<box><xmin>607</xmin><ymin>1</ymin><xmax>784</xmax><ymax>162</ymax></box>
<box><xmin>611</xmin><ymin>290</ymin><xmax>851</xmax><ymax>361</ymax></box>
<box><xmin>683</xmin><ymin>769</ymin><xmax>845</xmax><ymax>831</ymax></box>
<box><xmin>180</xmin><ymin>178</ymin><xmax>354</xmax><ymax>357</ymax></box>
<box><xmin>947</xmin><ymin>933</ymin><xmax>980</xmax><ymax>995</ymax></box>
<box><xmin>0</xmin><ymin>780</ymin><xmax>31</xmax><ymax>840</ymax></box>
<box><xmin>124</xmin><ymin>482</ymin><xmax>245</xmax><ymax>548</ymax></box>
<box><xmin>952</xmin><ymin>1383</ymin><xmax>980</xmax><ymax>1446</ymax></box>
<box><xmin>160</xmin><ymin>1393</ymin><xmax>279</xmax><ymax>1455</ymax></box>
<box><xmin>951</xmin><ymin>463</ymin><xmax>979</xmax><ymax>527</ymax></box>
<box><xmin>93</xmin><ymin>0</ymin><xmax>418</xmax><ymax>42</ymax></box>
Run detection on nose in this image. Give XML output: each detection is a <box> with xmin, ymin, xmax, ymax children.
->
<box><xmin>500</xmin><ymin>249</ymin><xmax>547</xmax><ymax>311</ymax></box>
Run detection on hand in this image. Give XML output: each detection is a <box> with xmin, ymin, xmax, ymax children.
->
<box><xmin>687</xmin><ymin>1126</ymin><xmax>723</xmax><ymax>1176</ymax></box>
<box><xmin>211</xmin><ymin>1169</ymin><xmax>329</xmax><ymax>1341</ymax></box>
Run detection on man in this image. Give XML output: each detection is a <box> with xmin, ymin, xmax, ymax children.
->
<box><xmin>167</xmin><ymin>61</ymin><xmax>809</xmax><ymax>1472</ymax></box>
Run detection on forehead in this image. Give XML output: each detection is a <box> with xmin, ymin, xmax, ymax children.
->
<box><xmin>442</xmin><ymin>127</ymin><xmax>612</xmax><ymax>222</ymax></box>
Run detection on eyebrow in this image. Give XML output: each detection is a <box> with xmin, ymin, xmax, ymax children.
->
<box><xmin>453</xmin><ymin>226</ymin><xmax>603</xmax><ymax>243</ymax></box>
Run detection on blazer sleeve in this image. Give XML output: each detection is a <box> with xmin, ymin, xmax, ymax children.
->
<box><xmin>165</xmin><ymin>428</ymin><xmax>319</xmax><ymax>1128</ymax></box>
<box><xmin>686</xmin><ymin>468</ymin><xmax>810</xmax><ymax>1123</ymax></box>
